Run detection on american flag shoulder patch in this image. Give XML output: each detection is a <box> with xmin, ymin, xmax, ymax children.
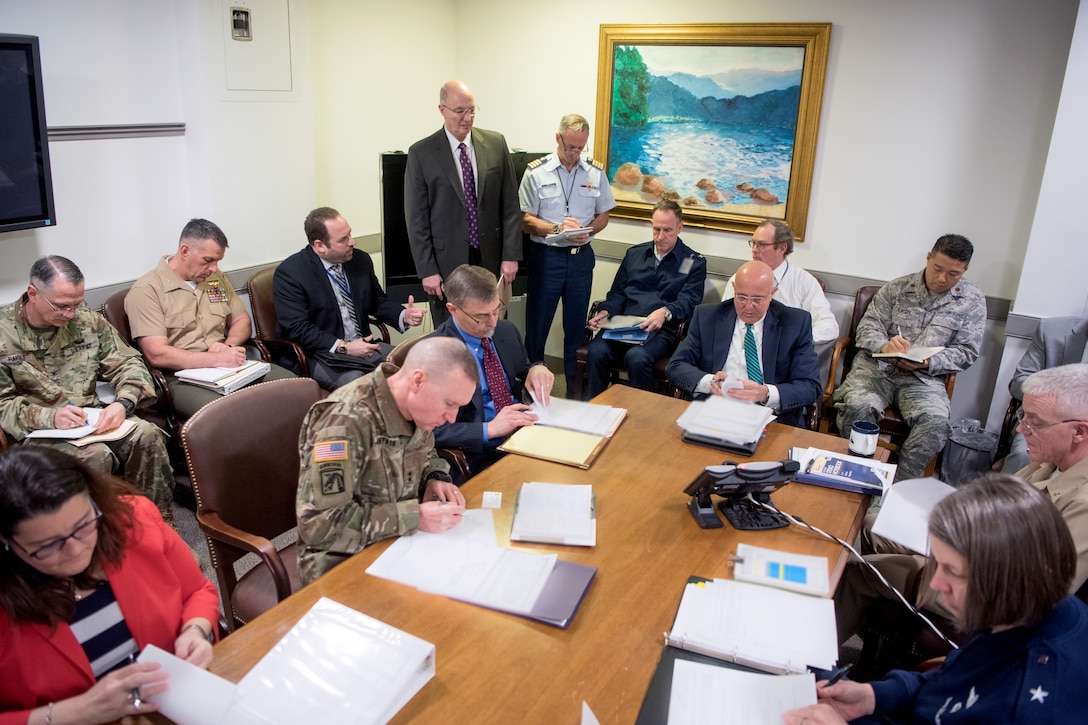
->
<box><xmin>314</xmin><ymin>440</ymin><xmax>348</xmax><ymax>462</ymax></box>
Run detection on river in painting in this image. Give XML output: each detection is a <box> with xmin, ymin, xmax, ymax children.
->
<box><xmin>608</xmin><ymin>120</ymin><xmax>794</xmax><ymax>209</ymax></box>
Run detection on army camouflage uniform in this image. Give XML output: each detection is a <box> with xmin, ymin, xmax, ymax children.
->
<box><xmin>833</xmin><ymin>270</ymin><xmax>986</xmax><ymax>480</ymax></box>
<box><xmin>0</xmin><ymin>296</ymin><xmax>175</xmax><ymax>521</ymax></box>
<box><xmin>296</xmin><ymin>363</ymin><xmax>450</xmax><ymax>585</ymax></box>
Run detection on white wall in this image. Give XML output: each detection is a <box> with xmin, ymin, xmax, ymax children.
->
<box><xmin>0</xmin><ymin>0</ymin><xmax>317</xmax><ymax>301</ymax></box>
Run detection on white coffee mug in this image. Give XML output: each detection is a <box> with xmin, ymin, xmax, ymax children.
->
<box><xmin>848</xmin><ymin>421</ymin><xmax>880</xmax><ymax>457</ymax></box>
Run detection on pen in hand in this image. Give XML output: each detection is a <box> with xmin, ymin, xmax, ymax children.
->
<box><xmin>896</xmin><ymin>324</ymin><xmax>903</xmax><ymax>338</ymax></box>
<box><xmin>822</xmin><ymin>662</ymin><xmax>853</xmax><ymax>688</ymax></box>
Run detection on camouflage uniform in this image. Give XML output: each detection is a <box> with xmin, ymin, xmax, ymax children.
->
<box><xmin>833</xmin><ymin>270</ymin><xmax>986</xmax><ymax>480</ymax></box>
<box><xmin>296</xmin><ymin>363</ymin><xmax>450</xmax><ymax>584</ymax></box>
<box><xmin>0</xmin><ymin>296</ymin><xmax>174</xmax><ymax>520</ymax></box>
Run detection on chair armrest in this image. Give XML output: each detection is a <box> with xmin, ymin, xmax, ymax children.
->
<box><xmin>196</xmin><ymin>511</ymin><xmax>294</xmax><ymax>601</ymax></box>
<box><xmin>369</xmin><ymin>317</ymin><xmax>391</xmax><ymax>344</ymax></box>
<box><xmin>582</xmin><ymin>301</ymin><xmax>604</xmax><ymax>346</ymax></box>
<box><xmin>145</xmin><ymin>366</ymin><xmax>180</xmax><ymax>435</ymax></box>
<box><xmin>437</xmin><ymin>448</ymin><xmax>472</xmax><ymax>483</ymax></box>
<box><xmin>822</xmin><ymin>335</ymin><xmax>852</xmax><ymax>400</ymax></box>
<box><xmin>944</xmin><ymin>372</ymin><xmax>957</xmax><ymax>400</ymax></box>
<box><xmin>997</xmin><ymin>398</ymin><xmax>1021</xmax><ymax>459</ymax></box>
<box><xmin>252</xmin><ymin>337</ymin><xmax>309</xmax><ymax>377</ymax></box>
<box><xmin>0</xmin><ymin>427</ymin><xmax>8</xmax><ymax>452</ymax></box>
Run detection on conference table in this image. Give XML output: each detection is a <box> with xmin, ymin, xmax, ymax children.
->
<box><xmin>205</xmin><ymin>385</ymin><xmax>876</xmax><ymax>724</ymax></box>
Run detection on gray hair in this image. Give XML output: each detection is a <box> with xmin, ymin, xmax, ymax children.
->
<box><xmin>756</xmin><ymin>219</ymin><xmax>795</xmax><ymax>255</ymax></box>
<box><xmin>558</xmin><ymin>114</ymin><xmax>590</xmax><ymax>134</ymax></box>
<box><xmin>179</xmin><ymin>218</ymin><xmax>228</xmax><ymax>250</ymax></box>
<box><xmin>1022</xmin><ymin>363</ymin><xmax>1088</xmax><ymax>420</ymax></box>
<box><xmin>29</xmin><ymin>256</ymin><xmax>83</xmax><ymax>290</ymax></box>
<box><xmin>443</xmin><ymin>265</ymin><xmax>498</xmax><ymax>308</ymax></box>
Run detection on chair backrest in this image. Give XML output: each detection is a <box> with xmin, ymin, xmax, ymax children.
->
<box><xmin>247</xmin><ymin>266</ymin><xmax>279</xmax><ymax>340</ymax></box>
<box><xmin>101</xmin><ymin>288</ymin><xmax>135</xmax><ymax>344</ymax></box>
<box><xmin>842</xmin><ymin>285</ymin><xmax>881</xmax><ymax>376</ymax></box>
<box><xmin>387</xmin><ymin>334</ymin><xmax>425</xmax><ymax>367</ymax></box>
<box><xmin>181</xmin><ymin>377</ymin><xmax>321</xmax><ymax>542</ymax></box>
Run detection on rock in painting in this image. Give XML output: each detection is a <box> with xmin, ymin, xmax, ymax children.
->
<box><xmin>681</xmin><ymin>196</ymin><xmax>703</xmax><ymax>207</ymax></box>
<box><xmin>696</xmin><ymin>178</ymin><xmax>717</xmax><ymax>191</ymax></box>
<box><xmin>641</xmin><ymin>175</ymin><xmax>665</xmax><ymax>199</ymax></box>
<box><xmin>614</xmin><ymin>162</ymin><xmax>642</xmax><ymax>187</ymax></box>
<box><xmin>705</xmin><ymin>188</ymin><xmax>725</xmax><ymax>204</ymax></box>
<box><xmin>750</xmin><ymin>188</ymin><xmax>779</xmax><ymax>204</ymax></box>
<box><xmin>662</xmin><ymin>189</ymin><xmax>681</xmax><ymax>202</ymax></box>
<box><xmin>735</xmin><ymin>182</ymin><xmax>755</xmax><ymax>193</ymax></box>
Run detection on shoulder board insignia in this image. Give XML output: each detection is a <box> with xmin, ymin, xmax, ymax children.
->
<box><xmin>527</xmin><ymin>156</ymin><xmax>546</xmax><ymax>169</ymax></box>
<box><xmin>587</xmin><ymin>157</ymin><xmax>604</xmax><ymax>170</ymax></box>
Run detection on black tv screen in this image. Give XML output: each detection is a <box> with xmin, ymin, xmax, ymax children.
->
<box><xmin>0</xmin><ymin>34</ymin><xmax>56</xmax><ymax>233</ymax></box>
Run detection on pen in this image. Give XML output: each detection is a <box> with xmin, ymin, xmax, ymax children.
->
<box><xmin>896</xmin><ymin>324</ymin><xmax>902</xmax><ymax>338</ymax></box>
<box><xmin>823</xmin><ymin>663</ymin><xmax>853</xmax><ymax>688</ymax></box>
<box><xmin>128</xmin><ymin>653</ymin><xmax>143</xmax><ymax>708</ymax></box>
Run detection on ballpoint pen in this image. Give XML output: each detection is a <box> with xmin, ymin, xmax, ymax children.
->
<box><xmin>823</xmin><ymin>662</ymin><xmax>853</xmax><ymax>688</ymax></box>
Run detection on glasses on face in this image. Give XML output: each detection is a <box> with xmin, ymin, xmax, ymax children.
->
<box><xmin>734</xmin><ymin>294</ymin><xmax>769</xmax><ymax>306</ymax></box>
<box><xmin>10</xmin><ymin>502</ymin><xmax>102</xmax><ymax>560</ymax></box>
<box><xmin>459</xmin><ymin>301</ymin><xmax>506</xmax><ymax>325</ymax></box>
<box><xmin>748</xmin><ymin>239</ymin><xmax>778</xmax><ymax>250</ymax></box>
<box><xmin>560</xmin><ymin>139</ymin><xmax>587</xmax><ymax>155</ymax></box>
<box><xmin>33</xmin><ymin>287</ymin><xmax>87</xmax><ymax>314</ymax></box>
<box><xmin>441</xmin><ymin>105</ymin><xmax>477</xmax><ymax>117</ymax></box>
<box><xmin>1015</xmin><ymin>407</ymin><xmax>1082</xmax><ymax>436</ymax></box>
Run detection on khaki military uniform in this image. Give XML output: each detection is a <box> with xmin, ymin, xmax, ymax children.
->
<box><xmin>0</xmin><ymin>296</ymin><xmax>174</xmax><ymax>520</ymax></box>
<box><xmin>833</xmin><ymin>270</ymin><xmax>986</xmax><ymax>480</ymax></box>
<box><xmin>125</xmin><ymin>256</ymin><xmax>293</xmax><ymax>416</ymax></box>
<box><xmin>296</xmin><ymin>363</ymin><xmax>449</xmax><ymax>584</ymax></box>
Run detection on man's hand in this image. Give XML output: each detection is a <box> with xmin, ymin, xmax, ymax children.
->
<box><xmin>587</xmin><ymin>310</ymin><xmax>610</xmax><ymax>331</ymax></box>
<box><xmin>419</xmin><ymin>479</ymin><xmax>466</xmax><ymax>533</ymax></box>
<box><xmin>525</xmin><ymin>364</ymin><xmax>554</xmax><ymax>406</ymax></box>
<box><xmin>403</xmin><ymin>295</ymin><xmax>427</xmax><ymax>327</ymax></box>
<box><xmin>485</xmin><ymin>403</ymin><xmax>538</xmax><ymax>439</ymax></box>
<box><xmin>726</xmin><ymin>379</ymin><xmax>769</xmax><ymax>404</ymax></box>
<box><xmin>897</xmin><ymin>359</ymin><xmax>929</xmax><ymax>372</ymax></box>
<box><xmin>344</xmin><ymin>337</ymin><xmax>381</xmax><ymax>358</ymax></box>
<box><xmin>562</xmin><ymin>217</ymin><xmax>590</xmax><ymax>244</ymax></box>
<box><xmin>782</xmin><ymin>680</ymin><xmax>876</xmax><ymax>724</ymax></box>
<box><xmin>499</xmin><ymin>261</ymin><xmax>519</xmax><ymax>286</ymax></box>
<box><xmin>205</xmin><ymin>342</ymin><xmax>246</xmax><ymax>367</ymax></box>
<box><xmin>881</xmin><ymin>335</ymin><xmax>911</xmax><ymax>354</ymax></box>
<box><xmin>93</xmin><ymin>403</ymin><xmax>127</xmax><ymax>433</ymax></box>
<box><xmin>640</xmin><ymin>308</ymin><xmax>669</xmax><ymax>331</ymax></box>
<box><xmin>53</xmin><ymin>405</ymin><xmax>88</xmax><ymax>430</ymax></box>
<box><xmin>422</xmin><ymin>274</ymin><xmax>444</xmax><ymax>298</ymax></box>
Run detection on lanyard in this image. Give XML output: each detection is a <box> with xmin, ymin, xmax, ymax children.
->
<box><xmin>556</xmin><ymin>164</ymin><xmax>579</xmax><ymax>216</ymax></box>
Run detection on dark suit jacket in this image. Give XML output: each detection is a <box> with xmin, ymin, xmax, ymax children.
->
<box><xmin>666</xmin><ymin>300</ymin><xmax>821</xmax><ymax>428</ymax></box>
<box><xmin>1010</xmin><ymin>316</ymin><xmax>1088</xmax><ymax>399</ymax></box>
<box><xmin>405</xmin><ymin>127</ymin><xmax>522</xmax><ymax>279</ymax></box>
<box><xmin>273</xmin><ymin>246</ymin><xmax>404</xmax><ymax>370</ymax></box>
<box><xmin>428</xmin><ymin>318</ymin><xmax>533</xmax><ymax>460</ymax></box>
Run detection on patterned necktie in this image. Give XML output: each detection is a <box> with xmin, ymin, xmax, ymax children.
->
<box><xmin>744</xmin><ymin>323</ymin><xmax>764</xmax><ymax>385</ymax></box>
<box><xmin>329</xmin><ymin>264</ymin><xmax>360</xmax><ymax>338</ymax></box>
<box><xmin>458</xmin><ymin>142</ymin><xmax>480</xmax><ymax>249</ymax></box>
<box><xmin>480</xmin><ymin>338</ymin><xmax>514</xmax><ymax>412</ymax></box>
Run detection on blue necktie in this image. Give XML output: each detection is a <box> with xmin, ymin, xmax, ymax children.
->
<box><xmin>744</xmin><ymin>323</ymin><xmax>763</xmax><ymax>385</ymax></box>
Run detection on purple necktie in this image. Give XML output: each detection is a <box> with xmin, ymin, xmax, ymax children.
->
<box><xmin>481</xmin><ymin>338</ymin><xmax>514</xmax><ymax>412</ymax></box>
<box><xmin>459</xmin><ymin>142</ymin><xmax>480</xmax><ymax>249</ymax></box>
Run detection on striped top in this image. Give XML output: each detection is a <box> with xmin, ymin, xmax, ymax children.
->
<box><xmin>70</xmin><ymin>581</ymin><xmax>139</xmax><ymax>678</ymax></box>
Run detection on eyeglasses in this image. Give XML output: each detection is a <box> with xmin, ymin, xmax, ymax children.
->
<box><xmin>458</xmin><ymin>301</ymin><xmax>506</xmax><ymax>325</ymax></box>
<box><xmin>441</xmin><ymin>105</ymin><xmax>477</xmax><ymax>117</ymax></box>
<box><xmin>33</xmin><ymin>286</ymin><xmax>87</xmax><ymax>314</ymax></box>
<box><xmin>1015</xmin><ymin>407</ymin><xmax>1083</xmax><ymax>436</ymax></box>
<box><xmin>9</xmin><ymin>502</ymin><xmax>102</xmax><ymax>560</ymax></box>
<box><xmin>748</xmin><ymin>239</ymin><xmax>778</xmax><ymax>250</ymax></box>
<box><xmin>559</xmin><ymin>138</ymin><xmax>587</xmax><ymax>155</ymax></box>
<box><xmin>734</xmin><ymin>294</ymin><xmax>769</xmax><ymax>306</ymax></box>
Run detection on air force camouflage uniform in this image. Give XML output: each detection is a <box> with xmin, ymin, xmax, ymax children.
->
<box><xmin>296</xmin><ymin>363</ymin><xmax>450</xmax><ymax>584</ymax></box>
<box><xmin>0</xmin><ymin>296</ymin><xmax>174</xmax><ymax>519</ymax></box>
<box><xmin>833</xmin><ymin>270</ymin><xmax>986</xmax><ymax>480</ymax></box>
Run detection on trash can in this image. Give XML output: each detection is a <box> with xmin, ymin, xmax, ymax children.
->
<box><xmin>940</xmin><ymin>418</ymin><xmax>998</xmax><ymax>486</ymax></box>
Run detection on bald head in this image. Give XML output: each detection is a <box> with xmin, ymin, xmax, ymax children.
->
<box><xmin>402</xmin><ymin>336</ymin><xmax>477</xmax><ymax>383</ymax></box>
<box><xmin>731</xmin><ymin>261</ymin><xmax>778</xmax><ymax>324</ymax></box>
<box><xmin>387</xmin><ymin>336</ymin><xmax>478</xmax><ymax>431</ymax></box>
<box><xmin>439</xmin><ymin>80</ymin><xmax>476</xmax><ymax>141</ymax></box>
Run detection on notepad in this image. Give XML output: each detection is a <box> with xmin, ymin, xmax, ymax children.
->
<box><xmin>511</xmin><ymin>482</ymin><xmax>596</xmax><ymax>546</ymax></box>
<box><xmin>872</xmin><ymin>345</ymin><xmax>944</xmax><ymax>363</ymax></box>
<box><xmin>175</xmin><ymin>360</ymin><xmax>271</xmax><ymax>394</ymax></box>
<box><xmin>665</xmin><ymin>578</ymin><xmax>837</xmax><ymax>674</ymax></box>
<box><xmin>667</xmin><ymin>660</ymin><xmax>815</xmax><ymax>724</ymax></box>
<box><xmin>498</xmin><ymin>425</ymin><xmax>610</xmax><ymax>469</ymax></box>
<box><xmin>25</xmin><ymin>409</ymin><xmax>138</xmax><ymax>447</ymax></box>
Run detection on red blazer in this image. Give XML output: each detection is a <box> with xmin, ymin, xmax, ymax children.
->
<box><xmin>0</xmin><ymin>496</ymin><xmax>220</xmax><ymax>722</ymax></box>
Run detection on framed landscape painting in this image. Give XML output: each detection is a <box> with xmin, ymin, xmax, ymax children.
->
<box><xmin>594</xmin><ymin>23</ymin><xmax>831</xmax><ymax>240</ymax></box>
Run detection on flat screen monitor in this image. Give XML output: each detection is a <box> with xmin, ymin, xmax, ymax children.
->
<box><xmin>0</xmin><ymin>34</ymin><xmax>56</xmax><ymax>233</ymax></box>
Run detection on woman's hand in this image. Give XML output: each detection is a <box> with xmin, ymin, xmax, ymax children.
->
<box><xmin>174</xmin><ymin>619</ymin><xmax>215</xmax><ymax>669</ymax></box>
<box><xmin>61</xmin><ymin>660</ymin><xmax>168</xmax><ymax>723</ymax></box>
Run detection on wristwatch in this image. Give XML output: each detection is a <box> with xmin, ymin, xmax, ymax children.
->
<box><xmin>118</xmin><ymin>398</ymin><xmax>136</xmax><ymax>417</ymax></box>
<box><xmin>551</xmin><ymin>223</ymin><xmax>561</xmax><ymax>235</ymax></box>
<box><xmin>337</xmin><ymin>341</ymin><xmax>348</xmax><ymax>354</ymax></box>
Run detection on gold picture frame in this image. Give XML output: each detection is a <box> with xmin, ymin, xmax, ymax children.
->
<box><xmin>594</xmin><ymin>23</ymin><xmax>832</xmax><ymax>240</ymax></box>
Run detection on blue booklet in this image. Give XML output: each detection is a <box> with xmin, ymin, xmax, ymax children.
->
<box><xmin>601</xmin><ymin>326</ymin><xmax>650</xmax><ymax>343</ymax></box>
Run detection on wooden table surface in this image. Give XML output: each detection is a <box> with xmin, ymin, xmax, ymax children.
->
<box><xmin>205</xmin><ymin>386</ymin><xmax>874</xmax><ymax>724</ymax></box>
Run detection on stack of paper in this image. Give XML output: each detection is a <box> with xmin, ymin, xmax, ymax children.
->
<box><xmin>665</xmin><ymin>579</ymin><xmax>837</xmax><ymax>674</ymax></box>
<box><xmin>677</xmin><ymin>395</ymin><xmax>775</xmax><ymax>445</ymax></box>
<box><xmin>175</xmin><ymin>360</ymin><xmax>271</xmax><ymax>394</ymax></box>
<box><xmin>789</xmin><ymin>447</ymin><xmax>896</xmax><ymax>495</ymax></box>
<box><xmin>499</xmin><ymin>398</ymin><xmax>626</xmax><ymax>469</ymax></box>
<box><xmin>367</xmin><ymin>509</ymin><xmax>595</xmax><ymax>628</ymax></box>
<box><xmin>667</xmin><ymin>661</ymin><xmax>815</xmax><ymax>724</ymax></box>
<box><xmin>528</xmin><ymin>397</ymin><xmax>626</xmax><ymax>437</ymax></box>
<box><xmin>138</xmin><ymin>598</ymin><xmax>435</xmax><ymax>725</ymax></box>
<box><xmin>510</xmin><ymin>482</ymin><xmax>596</xmax><ymax>546</ymax></box>
<box><xmin>731</xmin><ymin>543</ymin><xmax>829</xmax><ymax>597</ymax></box>
<box><xmin>870</xmin><ymin>477</ymin><xmax>956</xmax><ymax>555</ymax></box>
